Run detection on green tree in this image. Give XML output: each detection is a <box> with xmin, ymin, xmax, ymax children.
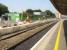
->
<box><xmin>45</xmin><ymin>10</ymin><xmax>56</xmax><ymax>18</ymax></box>
<box><xmin>33</xmin><ymin>9</ymin><xmax>42</xmax><ymax>12</ymax></box>
<box><xmin>22</xmin><ymin>12</ymin><xmax>27</xmax><ymax>20</ymax></box>
<box><xmin>23</xmin><ymin>12</ymin><xmax>27</xmax><ymax>17</ymax></box>
<box><xmin>26</xmin><ymin>9</ymin><xmax>33</xmax><ymax>22</ymax></box>
<box><xmin>0</xmin><ymin>3</ymin><xmax>9</xmax><ymax>16</ymax></box>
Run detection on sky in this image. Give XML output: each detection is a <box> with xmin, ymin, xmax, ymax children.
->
<box><xmin>0</xmin><ymin>0</ymin><xmax>57</xmax><ymax>13</ymax></box>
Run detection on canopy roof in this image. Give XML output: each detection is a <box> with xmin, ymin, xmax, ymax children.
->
<box><xmin>50</xmin><ymin>0</ymin><xmax>67</xmax><ymax>15</ymax></box>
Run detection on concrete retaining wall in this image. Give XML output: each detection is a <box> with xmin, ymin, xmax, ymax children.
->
<box><xmin>0</xmin><ymin>20</ymin><xmax>57</xmax><ymax>36</ymax></box>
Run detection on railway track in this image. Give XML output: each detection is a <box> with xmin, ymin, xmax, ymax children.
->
<box><xmin>0</xmin><ymin>21</ymin><xmax>51</xmax><ymax>41</ymax></box>
<box><xmin>0</xmin><ymin>21</ymin><xmax>57</xmax><ymax>50</ymax></box>
<box><xmin>8</xmin><ymin>22</ymin><xmax>57</xmax><ymax>50</ymax></box>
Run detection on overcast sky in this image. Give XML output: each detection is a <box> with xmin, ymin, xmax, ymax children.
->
<box><xmin>0</xmin><ymin>0</ymin><xmax>57</xmax><ymax>13</ymax></box>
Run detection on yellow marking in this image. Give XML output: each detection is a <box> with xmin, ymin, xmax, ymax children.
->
<box><xmin>54</xmin><ymin>22</ymin><xmax>62</xmax><ymax>50</ymax></box>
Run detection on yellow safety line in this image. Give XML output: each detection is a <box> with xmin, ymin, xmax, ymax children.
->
<box><xmin>54</xmin><ymin>22</ymin><xmax>62</xmax><ymax>50</ymax></box>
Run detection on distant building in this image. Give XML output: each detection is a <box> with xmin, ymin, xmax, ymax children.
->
<box><xmin>32</xmin><ymin>10</ymin><xmax>43</xmax><ymax>20</ymax></box>
<box><xmin>33</xmin><ymin>12</ymin><xmax>42</xmax><ymax>17</ymax></box>
<box><xmin>4</xmin><ymin>12</ymin><xmax>20</xmax><ymax>22</ymax></box>
<box><xmin>0</xmin><ymin>12</ymin><xmax>21</xmax><ymax>26</ymax></box>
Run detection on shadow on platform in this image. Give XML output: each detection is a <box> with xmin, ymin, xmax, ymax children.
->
<box><xmin>63</xmin><ymin>20</ymin><xmax>67</xmax><ymax>45</ymax></box>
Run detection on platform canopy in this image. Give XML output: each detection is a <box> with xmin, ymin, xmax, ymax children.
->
<box><xmin>50</xmin><ymin>0</ymin><xmax>67</xmax><ymax>15</ymax></box>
